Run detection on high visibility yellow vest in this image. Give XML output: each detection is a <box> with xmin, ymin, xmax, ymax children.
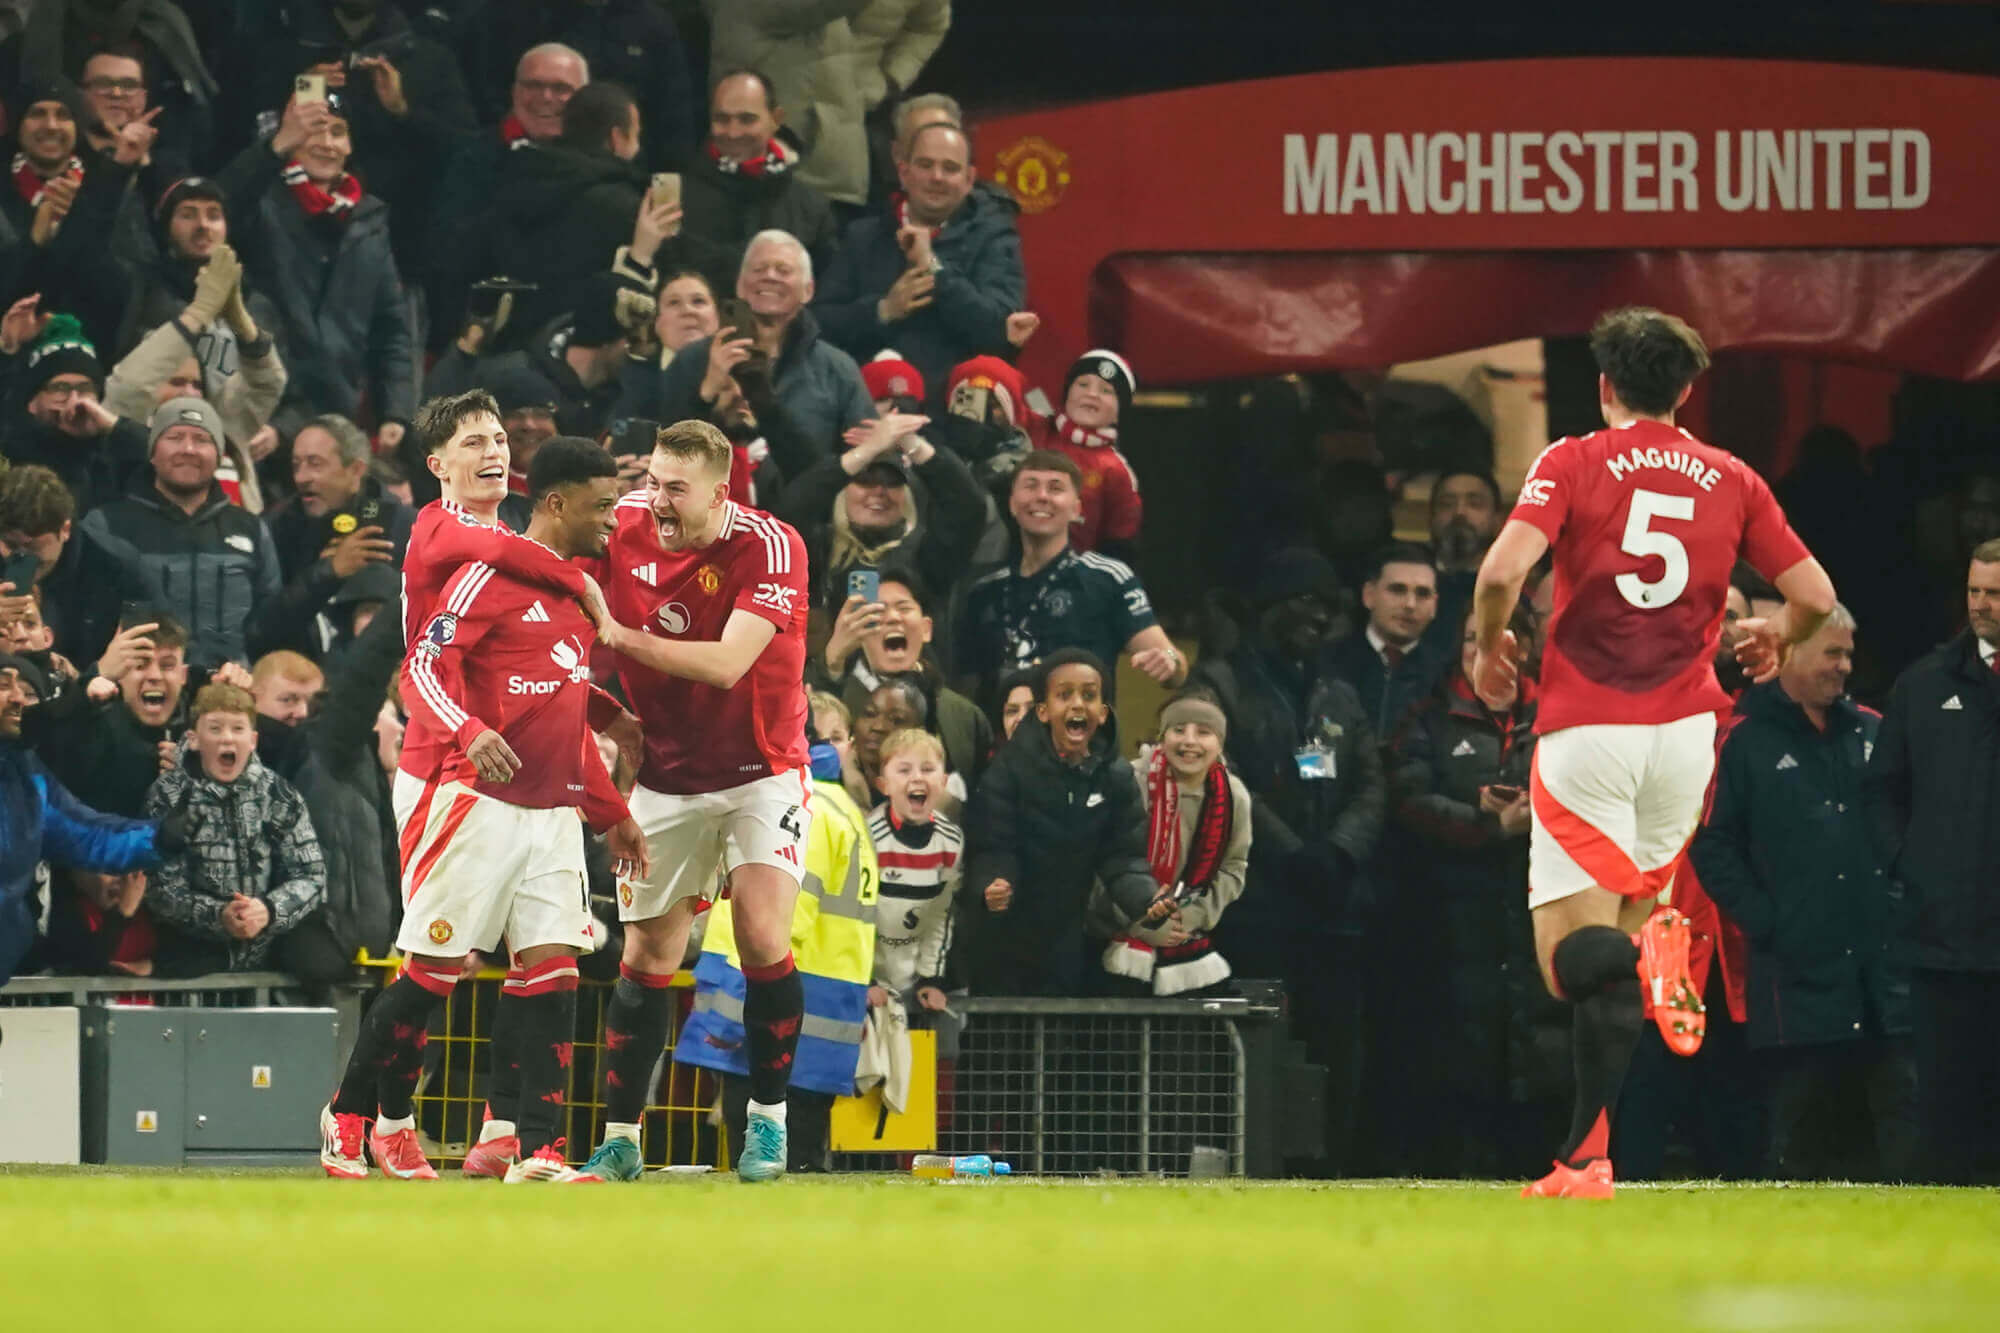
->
<box><xmin>674</xmin><ymin>781</ymin><xmax>880</xmax><ymax>1095</ymax></box>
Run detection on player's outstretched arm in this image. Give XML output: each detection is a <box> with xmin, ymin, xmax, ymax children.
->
<box><xmin>1471</xmin><ymin>519</ymin><xmax>1550</xmax><ymax>707</ymax></box>
<box><xmin>424</xmin><ymin>512</ymin><xmax>591</xmax><ymax>605</ymax></box>
<box><xmin>1734</xmin><ymin>555</ymin><xmax>1837</xmax><ymax>684</ymax></box>
<box><xmin>599</xmin><ymin>609</ymin><xmax>778</xmax><ymax>690</ymax></box>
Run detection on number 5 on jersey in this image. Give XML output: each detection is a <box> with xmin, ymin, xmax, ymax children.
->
<box><xmin>1616</xmin><ymin>488</ymin><xmax>1695</xmax><ymax>609</ymax></box>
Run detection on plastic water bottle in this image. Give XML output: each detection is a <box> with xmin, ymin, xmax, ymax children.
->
<box><xmin>911</xmin><ymin>1153</ymin><xmax>1013</xmax><ymax>1179</ymax></box>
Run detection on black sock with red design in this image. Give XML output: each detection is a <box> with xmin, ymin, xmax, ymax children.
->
<box><xmin>511</xmin><ymin>956</ymin><xmax>581</xmax><ymax>1156</ymax></box>
<box><xmin>602</xmin><ymin>964</ymin><xmax>677</xmax><ymax>1123</ymax></box>
<box><xmin>1553</xmin><ymin>927</ymin><xmax>1644</xmax><ymax>1165</ymax></box>
<box><xmin>330</xmin><ymin>960</ymin><xmax>454</xmax><ymax>1119</ymax></box>
<box><xmin>743</xmin><ymin>953</ymin><xmax>803</xmax><ymax>1106</ymax></box>
<box><xmin>481</xmin><ymin>964</ymin><xmax>527</xmax><ymax>1129</ymax></box>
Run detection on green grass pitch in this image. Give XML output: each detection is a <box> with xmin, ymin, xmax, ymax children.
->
<box><xmin>4</xmin><ymin>1170</ymin><xmax>1999</xmax><ymax>1331</ymax></box>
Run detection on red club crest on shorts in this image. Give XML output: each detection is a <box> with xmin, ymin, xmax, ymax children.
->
<box><xmin>427</xmin><ymin>918</ymin><xmax>453</xmax><ymax>946</ymax></box>
<box><xmin>619</xmin><ymin>882</ymin><xmax>634</xmax><ymax>907</ymax></box>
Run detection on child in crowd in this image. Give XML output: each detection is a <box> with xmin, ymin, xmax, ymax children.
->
<box><xmin>143</xmin><ymin>683</ymin><xmax>325</xmax><ymax>975</ymax></box>
<box><xmin>960</xmin><ymin>649</ymin><xmax>1166</xmax><ymax>996</ymax></box>
<box><xmin>1098</xmin><ymin>692</ymin><xmax>1252</xmax><ymax>995</ymax></box>
<box><xmin>868</xmin><ymin>729</ymin><xmax>961</xmax><ymax>1017</ymax></box>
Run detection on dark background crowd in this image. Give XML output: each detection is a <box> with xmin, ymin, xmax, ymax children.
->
<box><xmin>2</xmin><ymin>0</ymin><xmax>1998</xmax><ymax>1187</ymax></box>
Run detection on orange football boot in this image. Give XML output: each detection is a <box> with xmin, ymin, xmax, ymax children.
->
<box><xmin>1521</xmin><ymin>1157</ymin><xmax>1614</xmax><ymax>1199</ymax></box>
<box><xmin>1636</xmin><ymin>906</ymin><xmax>1706</xmax><ymax>1057</ymax></box>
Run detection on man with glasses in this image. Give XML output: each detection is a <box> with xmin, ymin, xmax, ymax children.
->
<box><xmin>79</xmin><ymin>44</ymin><xmax>188</xmax><ymax>200</ymax></box>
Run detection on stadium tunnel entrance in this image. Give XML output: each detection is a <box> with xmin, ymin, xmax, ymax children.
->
<box><xmin>969</xmin><ymin>58</ymin><xmax>2000</xmax><ymax>634</ymax></box>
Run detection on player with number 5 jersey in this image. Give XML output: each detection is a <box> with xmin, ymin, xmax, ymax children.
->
<box><xmin>572</xmin><ymin>419</ymin><xmax>814</xmax><ymax>1186</ymax></box>
<box><xmin>1470</xmin><ymin>308</ymin><xmax>1835</xmax><ymax>1200</ymax></box>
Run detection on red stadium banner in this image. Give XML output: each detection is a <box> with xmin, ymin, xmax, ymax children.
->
<box><xmin>972</xmin><ymin>59</ymin><xmax>2000</xmax><ymax>385</ymax></box>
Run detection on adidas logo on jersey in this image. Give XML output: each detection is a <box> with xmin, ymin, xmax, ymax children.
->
<box><xmin>520</xmin><ymin>600</ymin><xmax>551</xmax><ymax>622</ymax></box>
<box><xmin>1942</xmin><ymin>695</ymin><xmax>1964</xmax><ymax>711</ymax></box>
<box><xmin>630</xmin><ymin>563</ymin><xmax>658</xmax><ymax>586</ymax></box>
<box><xmin>1450</xmin><ymin>740</ymin><xmax>1477</xmax><ymax>758</ymax></box>
<box><xmin>1775</xmin><ymin>753</ymin><xmax>1799</xmax><ymax>771</ymax></box>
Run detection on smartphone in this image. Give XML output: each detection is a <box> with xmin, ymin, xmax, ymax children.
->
<box><xmin>716</xmin><ymin>297</ymin><xmax>755</xmax><ymax>340</ymax></box>
<box><xmin>118</xmin><ymin>600</ymin><xmax>155</xmax><ymax>631</ymax></box>
<box><xmin>609</xmin><ymin>418</ymin><xmax>660</xmax><ymax>458</ymax></box>
<box><xmin>294</xmin><ymin>73</ymin><xmax>327</xmax><ymax>104</ymax></box>
<box><xmin>650</xmin><ymin>172</ymin><xmax>682</xmax><ymax>209</ymax></box>
<box><xmin>1</xmin><ymin>548</ymin><xmax>39</xmax><ymax>593</ymax></box>
<box><xmin>846</xmin><ymin>569</ymin><xmax>881</xmax><ymax>606</ymax></box>
<box><xmin>1486</xmin><ymin>784</ymin><xmax>1523</xmax><ymax>803</ymax></box>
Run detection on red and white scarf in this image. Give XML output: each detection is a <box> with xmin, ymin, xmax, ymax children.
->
<box><xmin>1104</xmin><ymin>752</ymin><xmax>1235</xmax><ymax>995</ymax></box>
<box><xmin>710</xmin><ymin>137</ymin><xmax>794</xmax><ymax>178</ymax></box>
<box><xmin>1052</xmin><ymin>411</ymin><xmax>1117</xmax><ymax>449</ymax></box>
<box><xmin>12</xmin><ymin>153</ymin><xmax>81</xmax><ymax>208</ymax></box>
<box><xmin>499</xmin><ymin>113</ymin><xmax>533</xmax><ymax>147</ymax></box>
<box><xmin>281</xmin><ymin>161</ymin><xmax>361</xmax><ymax>220</ymax></box>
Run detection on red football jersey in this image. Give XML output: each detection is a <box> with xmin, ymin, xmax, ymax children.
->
<box><xmin>400</xmin><ymin>500</ymin><xmax>588</xmax><ymax>648</ymax></box>
<box><xmin>1510</xmin><ymin>420</ymin><xmax>1811</xmax><ymax>733</ymax></box>
<box><xmin>595</xmin><ymin>495</ymin><xmax>809</xmax><ymax>795</ymax></box>
<box><xmin>401</xmin><ymin>558</ymin><xmax>628</xmax><ymax>831</ymax></box>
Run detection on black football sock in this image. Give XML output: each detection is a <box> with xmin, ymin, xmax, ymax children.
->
<box><xmin>481</xmin><ymin>963</ymin><xmax>527</xmax><ymax>1133</ymax></box>
<box><xmin>1552</xmin><ymin>926</ymin><xmax>1645</xmax><ymax>1166</ymax></box>
<box><xmin>511</xmin><ymin>956</ymin><xmax>581</xmax><ymax>1157</ymax></box>
<box><xmin>743</xmin><ymin>952</ymin><xmax>803</xmax><ymax>1108</ymax></box>
<box><xmin>602</xmin><ymin>964</ymin><xmax>677</xmax><ymax>1125</ymax></box>
<box><xmin>330</xmin><ymin>960</ymin><xmax>455</xmax><ymax>1119</ymax></box>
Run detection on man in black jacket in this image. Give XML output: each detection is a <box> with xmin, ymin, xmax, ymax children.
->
<box><xmin>481</xmin><ymin>80</ymin><xmax>646</xmax><ymax>343</ymax></box>
<box><xmin>1865</xmin><ymin>538</ymin><xmax>2000</xmax><ymax>1184</ymax></box>
<box><xmin>1</xmin><ymin>310</ymin><xmax>149</xmax><ymax>516</ymax></box>
<box><xmin>0</xmin><ymin>462</ymin><xmax>152</xmax><ymax>669</ymax></box>
<box><xmin>959</xmin><ymin>649</ymin><xmax>1159</xmax><ymax>996</ymax></box>
<box><xmin>1190</xmin><ymin>546</ymin><xmax>1386</xmax><ymax>1172</ymax></box>
<box><xmin>1695</xmin><ymin>608</ymin><xmax>1914</xmax><ymax>1180</ymax></box>
<box><xmin>248</xmin><ymin>608</ymin><xmax>402</xmax><ymax>978</ymax></box>
<box><xmin>813</xmin><ymin>123</ymin><xmax>1024</xmax><ymax>410</ymax></box>
<box><xmin>660</xmin><ymin>70</ymin><xmax>839</xmax><ymax>300</ymax></box>
<box><xmin>1323</xmin><ymin>542</ymin><xmax>1445</xmax><ymax>739</ymax></box>
<box><xmin>76</xmin><ymin>397</ymin><xmax>294</xmax><ymax>668</ymax></box>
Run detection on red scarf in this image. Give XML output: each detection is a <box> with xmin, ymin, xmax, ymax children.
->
<box><xmin>1144</xmin><ymin>749</ymin><xmax>1234</xmax><ymax>895</ymax></box>
<box><xmin>282</xmin><ymin>161</ymin><xmax>361</xmax><ymax>220</ymax></box>
<box><xmin>12</xmin><ymin>153</ymin><xmax>81</xmax><ymax>207</ymax></box>
<box><xmin>500</xmin><ymin>114</ymin><xmax>532</xmax><ymax>147</ymax></box>
<box><xmin>892</xmin><ymin>191</ymin><xmax>943</xmax><ymax>238</ymax></box>
<box><xmin>710</xmin><ymin>137</ymin><xmax>794</xmax><ymax>178</ymax></box>
<box><xmin>1053</xmin><ymin>411</ymin><xmax>1118</xmax><ymax>449</ymax></box>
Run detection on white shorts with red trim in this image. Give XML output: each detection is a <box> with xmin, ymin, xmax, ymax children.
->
<box><xmin>1526</xmin><ymin>713</ymin><xmax>1716</xmax><ymax>910</ymax></box>
<box><xmin>391</xmin><ymin>770</ymin><xmax>593</xmax><ymax>956</ymax></box>
<box><xmin>617</xmin><ymin>770</ymin><xmax>812</xmax><ymax>922</ymax></box>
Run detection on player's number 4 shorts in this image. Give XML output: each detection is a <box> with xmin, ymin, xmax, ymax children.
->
<box><xmin>1527</xmin><ymin>713</ymin><xmax>1716</xmax><ymax>910</ymax></box>
<box><xmin>617</xmin><ymin>770</ymin><xmax>813</xmax><ymax>921</ymax></box>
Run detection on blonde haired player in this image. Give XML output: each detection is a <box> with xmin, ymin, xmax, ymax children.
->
<box><xmin>1472</xmin><ymin>307</ymin><xmax>1835</xmax><ymax>1200</ymax></box>
<box><xmin>577</xmin><ymin>419</ymin><xmax>815</xmax><ymax>1183</ymax></box>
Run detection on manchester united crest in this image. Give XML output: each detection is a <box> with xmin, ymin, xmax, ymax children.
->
<box><xmin>995</xmin><ymin>136</ymin><xmax>1071</xmax><ymax>215</ymax></box>
<box><xmin>697</xmin><ymin>564</ymin><xmax>723</xmax><ymax>595</ymax></box>
<box><xmin>619</xmin><ymin>882</ymin><xmax>634</xmax><ymax>908</ymax></box>
<box><xmin>426</xmin><ymin>918</ymin><xmax>453</xmax><ymax>945</ymax></box>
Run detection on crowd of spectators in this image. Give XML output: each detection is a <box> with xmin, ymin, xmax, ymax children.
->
<box><xmin>1</xmin><ymin>1</ymin><xmax>1994</xmax><ymax>1186</ymax></box>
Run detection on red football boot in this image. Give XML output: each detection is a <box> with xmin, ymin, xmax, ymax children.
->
<box><xmin>1521</xmin><ymin>1157</ymin><xmax>1614</xmax><ymax>1199</ymax></box>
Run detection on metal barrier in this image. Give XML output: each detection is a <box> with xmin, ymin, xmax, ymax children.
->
<box><xmin>349</xmin><ymin>960</ymin><xmax>729</xmax><ymax>1170</ymax></box>
<box><xmin>1</xmin><ymin>973</ymin><xmax>308</xmax><ymax>1009</ymax></box>
<box><xmin>839</xmin><ymin>995</ymin><xmax>1275</xmax><ymax>1178</ymax></box>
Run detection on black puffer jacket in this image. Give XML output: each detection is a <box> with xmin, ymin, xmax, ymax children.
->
<box><xmin>1389</xmin><ymin>676</ymin><xmax>1565</xmax><ymax>1102</ymax></box>
<box><xmin>959</xmin><ymin>714</ymin><xmax>1155</xmax><ymax>996</ymax></box>
<box><xmin>480</xmin><ymin>142</ymin><xmax>646</xmax><ymax>341</ymax></box>
<box><xmin>1190</xmin><ymin>636</ymin><xmax>1385</xmax><ymax>967</ymax></box>
<box><xmin>0</xmin><ymin>409</ymin><xmax>149</xmax><ymax>518</ymax></box>
<box><xmin>658</xmin><ymin>134</ymin><xmax>841</xmax><ymax>299</ymax></box>
<box><xmin>1864</xmin><ymin>631</ymin><xmax>2000</xmax><ymax>972</ymax></box>
<box><xmin>254</xmin><ymin>607</ymin><xmax>402</xmax><ymax>959</ymax></box>
<box><xmin>1695</xmin><ymin>682</ymin><xmax>1908</xmax><ymax>1047</ymax></box>
<box><xmin>76</xmin><ymin>477</ymin><xmax>288</xmax><ymax>669</ymax></box>
<box><xmin>218</xmin><ymin>137</ymin><xmax>416</xmax><ymax>430</ymax></box>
